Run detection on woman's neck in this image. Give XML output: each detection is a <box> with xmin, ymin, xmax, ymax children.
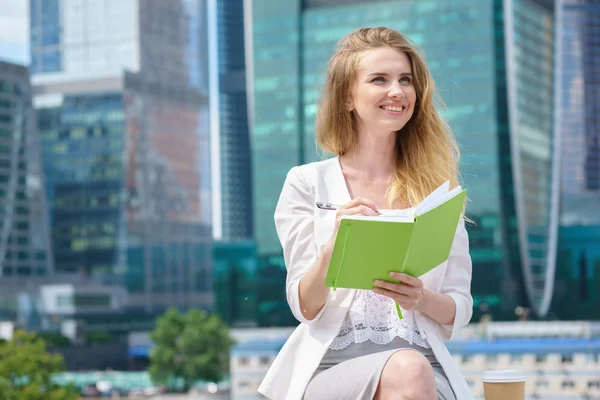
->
<box><xmin>341</xmin><ymin>129</ymin><xmax>397</xmax><ymax>180</ymax></box>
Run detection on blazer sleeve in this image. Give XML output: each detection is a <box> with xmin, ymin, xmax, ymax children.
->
<box><xmin>274</xmin><ymin>166</ymin><xmax>327</xmax><ymax>324</ymax></box>
<box><xmin>437</xmin><ymin>217</ymin><xmax>474</xmax><ymax>340</ymax></box>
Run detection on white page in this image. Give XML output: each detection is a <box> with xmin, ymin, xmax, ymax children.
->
<box><xmin>416</xmin><ymin>185</ymin><xmax>462</xmax><ymax>216</ymax></box>
<box><xmin>378</xmin><ymin>207</ymin><xmax>415</xmax><ymax>217</ymax></box>
<box><xmin>341</xmin><ymin>214</ymin><xmax>414</xmax><ymax>222</ymax></box>
<box><xmin>414</xmin><ymin>180</ymin><xmax>450</xmax><ymax>215</ymax></box>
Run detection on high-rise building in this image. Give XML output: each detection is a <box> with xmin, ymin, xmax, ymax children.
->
<box><xmin>213</xmin><ymin>240</ymin><xmax>258</xmax><ymax>327</ymax></box>
<box><xmin>0</xmin><ymin>60</ymin><xmax>54</xmax><ymax>279</ymax></box>
<box><xmin>30</xmin><ymin>0</ymin><xmax>213</xmax><ymax>315</ymax></box>
<box><xmin>551</xmin><ymin>0</ymin><xmax>600</xmax><ymax>320</ymax></box>
<box><xmin>246</xmin><ymin>0</ymin><xmax>557</xmax><ymax>323</ymax></box>
<box><xmin>212</xmin><ymin>0</ymin><xmax>254</xmax><ymax>241</ymax></box>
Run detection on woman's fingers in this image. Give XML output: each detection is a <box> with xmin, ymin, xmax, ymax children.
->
<box><xmin>372</xmin><ymin>287</ymin><xmax>421</xmax><ymax>310</ymax></box>
<box><xmin>373</xmin><ymin>273</ymin><xmax>425</xmax><ymax>310</ymax></box>
<box><xmin>389</xmin><ymin>272</ymin><xmax>422</xmax><ymax>287</ymax></box>
<box><xmin>339</xmin><ymin>197</ymin><xmax>380</xmax><ymax>213</ymax></box>
<box><xmin>337</xmin><ymin>205</ymin><xmax>379</xmax><ymax>217</ymax></box>
<box><xmin>325</xmin><ymin>196</ymin><xmax>380</xmax><ymax>256</ymax></box>
<box><xmin>373</xmin><ymin>279</ymin><xmax>416</xmax><ymax>296</ymax></box>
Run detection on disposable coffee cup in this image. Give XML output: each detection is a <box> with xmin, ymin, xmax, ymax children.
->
<box><xmin>482</xmin><ymin>370</ymin><xmax>525</xmax><ymax>400</ymax></box>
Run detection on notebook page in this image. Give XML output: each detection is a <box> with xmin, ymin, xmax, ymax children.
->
<box><xmin>341</xmin><ymin>214</ymin><xmax>413</xmax><ymax>222</ymax></box>
<box><xmin>416</xmin><ymin>185</ymin><xmax>463</xmax><ymax>216</ymax></box>
<box><xmin>414</xmin><ymin>181</ymin><xmax>450</xmax><ymax>215</ymax></box>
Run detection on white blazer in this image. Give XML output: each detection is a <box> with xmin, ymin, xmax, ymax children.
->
<box><xmin>258</xmin><ymin>157</ymin><xmax>475</xmax><ymax>400</ymax></box>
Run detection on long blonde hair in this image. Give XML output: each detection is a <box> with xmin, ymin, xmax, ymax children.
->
<box><xmin>316</xmin><ymin>27</ymin><xmax>461</xmax><ymax>208</ymax></box>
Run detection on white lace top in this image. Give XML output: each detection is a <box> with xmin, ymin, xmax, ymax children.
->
<box><xmin>329</xmin><ymin>290</ymin><xmax>430</xmax><ymax>350</ymax></box>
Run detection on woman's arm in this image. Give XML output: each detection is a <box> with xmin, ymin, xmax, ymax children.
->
<box><xmin>275</xmin><ymin>167</ymin><xmax>323</xmax><ymax>324</ymax></box>
<box><xmin>275</xmin><ymin>167</ymin><xmax>380</xmax><ymax>323</ymax></box>
<box><xmin>435</xmin><ymin>217</ymin><xmax>474</xmax><ymax>338</ymax></box>
<box><xmin>415</xmin><ymin>289</ymin><xmax>456</xmax><ymax>326</ymax></box>
<box><xmin>373</xmin><ymin>217</ymin><xmax>473</xmax><ymax>336</ymax></box>
<box><xmin>373</xmin><ymin>273</ymin><xmax>457</xmax><ymax>326</ymax></box>
<box><xmin>297</xmin><ymin>244</ymin><xmax>333</xmax><ymax>320</ymax></box>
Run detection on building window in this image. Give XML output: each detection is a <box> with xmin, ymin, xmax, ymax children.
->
<box><xmin>589</xmin><ymin>381</ymin><xmax>600</xmax><ymax>389</ymax></box>
<box><xmin>238</xmin><ymin>380</ymin><xmax>250</xmax><ymax>389</ymax></box>
<box><xmin>259</xmin><ymin>356</ymin><xmax>271</xmax><ymax>366</ymax></box>
<box><xmin>562</xmin><ymin>380</ymin><xmax>575</xmax><ymax>389</ymax></box>
<box><xmin>238</xmin><ymin>357</ymin><xmax>249</xmax><ymax>367</ymax></box>
<box><xmin>73</xmin><ymin>294</ymin><xmax>110</xmax><ymax>307</ymax></box>
<box><xmin>56</xmin><ymin>294</ymin><xmax>73</xmax><ymax>307</ymax></box>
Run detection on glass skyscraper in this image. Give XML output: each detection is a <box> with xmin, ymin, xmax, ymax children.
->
<box><xmin>247</xmin><ymin>0</ymin><xmax>558</xmax><ymax>322</ymax></box>
<box><xmin>30</xmin><ymin>0</ymin><xmax>213</xmax><ymax>315</ymax></box>
<box><xmin>214</xmin><ymin>0</ymin><xmax>254</xmax><ymax>240</ymax></box>
<box><xmin>551</xmin><ymin>0</ymin><xmax>600</xmax><ymax>320</ymax></box>
<box><xmin>0</xmin><ymin>60</ymin><xmax>54</xmax><ymax>278</ymax></box>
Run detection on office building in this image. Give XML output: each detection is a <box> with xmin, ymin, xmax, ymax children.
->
<box><xmin>0</xmin><ymin>60</ymin><xmax>54</xmax><ymax>280</ymax></box>
<box><xmin>213</xmin><ymin>0</ymin><xmax>254</xmax><ymax>241</ymax></box>
<box><xmin>246</xmin><ymin>0</ymin><xmax>557</xmax><ymax>323</ymax></box>
<box><xmin>213</xmin><ymin>240</ymin><xmax>258</xmax><ymax>327</ymax></box>
<box><xmin>551</xmin><ymin>0</ymin><xmax>600</xmax><ymax>320</ymax></box>
<box><xmin>0</xmin><ymin>60</ymin><xmax>55</xmax><ymax>324</ymax></box>
<box><xmin>30</xmin><ymin>0</ymin><xmax>213</xmax><ymax>315</ymax></box>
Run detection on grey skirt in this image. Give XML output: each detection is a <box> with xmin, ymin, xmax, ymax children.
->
<box><xmin>303</xmin><ymin>336</ymin><xmax>456</xmax><ymax>400</ymax></box>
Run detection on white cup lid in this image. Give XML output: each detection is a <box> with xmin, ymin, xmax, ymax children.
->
<box><xmin>482</xmin><ymin>370</ymin><xmax>526</xmax><ymax>383</ymax></box>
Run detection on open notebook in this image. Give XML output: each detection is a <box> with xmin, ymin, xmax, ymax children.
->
<box><xmin>324</xmin><ymin>181</ymin><xmax>467</xmax><ymax>319</ymax></box>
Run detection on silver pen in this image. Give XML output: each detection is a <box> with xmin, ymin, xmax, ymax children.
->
<box><xmin>316</xmin><ymin>202</ymin><xmax>340</xmax><ymax>210</ymax></box>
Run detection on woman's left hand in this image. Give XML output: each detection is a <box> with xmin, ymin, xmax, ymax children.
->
<box><xmin>373</xmin><ymin>272</ymin><xmax>426</xmax><ymax>311</ymax></box>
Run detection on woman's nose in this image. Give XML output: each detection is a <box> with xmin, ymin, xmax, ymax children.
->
<box><xmin>388</xmin><ymin>82</ymin><xmax>404</xmax><ymax>98</ymax></box>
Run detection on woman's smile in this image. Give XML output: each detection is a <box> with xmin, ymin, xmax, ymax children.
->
<box><xmin>380</xmin><ymin>103</ymin><xmax>408</xmax><ymax>116</ymax></box>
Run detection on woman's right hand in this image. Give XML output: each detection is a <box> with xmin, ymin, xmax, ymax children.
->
<box><xmin>321</xmin><ymin>197</ymin><xmax>380</xmax><ymax>258</ymax></box>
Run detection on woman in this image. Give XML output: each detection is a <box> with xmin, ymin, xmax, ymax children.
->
<box><xmin>259</xmin><ymin>27</ymin><xmax>474</xmax><ymax>400</ymax></box>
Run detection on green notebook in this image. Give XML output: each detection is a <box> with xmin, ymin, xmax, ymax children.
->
<box><xmin>324</xmin><ymin>183</ymin><xmax>467</xmax><ymax>318</ymax></box>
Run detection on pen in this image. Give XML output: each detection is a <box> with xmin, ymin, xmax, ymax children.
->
<box><xmin>316</xmin><ymin>202</ymin><xmax>340</xmax><ymax>210</ymax></box>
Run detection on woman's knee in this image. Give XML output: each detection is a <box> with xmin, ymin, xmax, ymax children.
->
<box><xmin>378</xmin><ymin>350</ymin><xmax>437</xmax><ymax>400</ymax></box>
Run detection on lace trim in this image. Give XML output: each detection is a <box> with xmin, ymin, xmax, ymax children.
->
<box><xmin>330</xmin><ymin>290</ymin><xmax>430</xmax><ymax>350</ymax></box>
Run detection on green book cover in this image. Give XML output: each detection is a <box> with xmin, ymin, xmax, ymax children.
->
<box><xmin>324</xmin><ymin>189</ymin><xmax>467</xmax><ymax>290</ymax></box>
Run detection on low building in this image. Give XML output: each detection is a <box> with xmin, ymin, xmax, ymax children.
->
<box><xmin>228</xmin><ymin>322</ymin><xmax>600</xmax><ymax>400</ymax></box>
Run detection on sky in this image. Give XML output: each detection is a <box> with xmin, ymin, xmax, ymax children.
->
<box><xmin>0</xmin><ymin>0</ymin><xmax>29</xmax><ymax>65</ymax></box>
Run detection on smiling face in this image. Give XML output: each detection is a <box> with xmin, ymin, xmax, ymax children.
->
<box><xmin>348</xmin><ymin>47</ymin><xmax>417</xmax><ymax>134</ymax></box>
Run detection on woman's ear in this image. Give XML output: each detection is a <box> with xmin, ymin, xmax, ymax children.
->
<box><xmin>346</xmin><ymin>100</ymin><xmax>354</xmax><ymax>112</ymax></box>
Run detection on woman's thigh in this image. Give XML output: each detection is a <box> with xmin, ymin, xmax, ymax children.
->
<box><xmin>303</xmin><ymin>349</ymin><xmax>456</xmax><ymax>400</ymax></box>
<box><xmin>303</xmin><ymin>349</ymin><xmax>407</xmax><ymax>400</ymax></box>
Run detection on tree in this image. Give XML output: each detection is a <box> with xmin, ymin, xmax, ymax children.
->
<box><xmin>0</xmin><ymin>330</ymin><xmax>78</xmax><ymax>400</ymax></box>
<box><xmin>149</xmin><ymin>307</ymin><xmax>234</xmax><ymax>391</ymax></box>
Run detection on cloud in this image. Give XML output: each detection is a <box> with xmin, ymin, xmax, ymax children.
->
<box><xmin>0</xmin><ymin>0</ymin><xmax>28</xmax><ymax>43</ymax></box>
<box><xmin>0</xmin><ymin>0</ymin><xmax>29</xmax><ymax>64</ymax></box>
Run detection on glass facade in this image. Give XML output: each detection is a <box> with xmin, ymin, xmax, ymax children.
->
<box><xmin>507</xmin><ymin>0</ymin><xmax>557</xmax><ymax>316</ymax></box>
<box><xmin>37</xmin><ymin>93</ymin><xmax>125</xmax><ymax>278</ymax></box>
<box><xmin>216</xmin><ymin>0</ymin><xmax>254</xmax><ymax>240</ymax></box>
<box><xmin>550</xmin><ymin>0</ymin><xmax>600</xmax><ymax>320</ymax></box>
<box><xmin>213</xmin><ymin>240</ymin><xmax>258</xmax><ymax>327</ymax></box>
<box><xmin>30</xmin><ymin>0</ymin><xmax>62</xmax><ymax>74</ymax></box>
<box><xmin>32</xmin><ymin>0</ymin><xmax>213</xmax><ymax>315</ymax></box>
<box><xmin>558</xmin><ymin>0</ymin><xmax>600</xmax><ymax>225</ymax></box>
<box><xmin>551</xmin><ymin>226</ymin><xmax>600</xmax><ymax>320</ymax></box>
<box><xmin>30</xmin><ymin>0</ymin><xmax>138</xmax><ymax>77</ymax></box>
<box><xmin>249</xmin><ymin>0</ymin><xmax>561</xmax><ymax>324</ymax></box>
<box><xmin>0</xmin><ymin>61</ymin><xmax>54</xmax><ymax>279</ymax></box>
<box><xmin>250</xmin><ymin>0</ymin><xmax>304</xmax><ymax>256</ymax></box>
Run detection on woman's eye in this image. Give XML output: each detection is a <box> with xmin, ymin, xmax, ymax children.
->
<box><xmin>371</xmin><ymin>76</ymin><xmax>385</xmax><ymax>82</ymax></box>
<box><xmin>400</xmin><ymin>77</ymin><xmax>411</xmax><ymax>83</ymax></box>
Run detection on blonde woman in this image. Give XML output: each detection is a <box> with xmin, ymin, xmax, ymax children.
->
<box><xmin>259</xmin><ymin>27</ymin><xmax>474</xmax><ymax>400</ymax></box>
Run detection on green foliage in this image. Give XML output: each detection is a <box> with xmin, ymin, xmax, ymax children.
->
<box><xmin>84</xmin><ymin>331</ymin><xmax>112</xmax><ymax>344</ymax></box>
<box><xmin>0</xmin><ymin>330</ymin><xmax>79</xmax><ymax>400</ymax></box>
<box><xmin>36</xmin><ymin>332</ymin><xmax>71</xmax><ymax>347</ymax></box>
<box><xmin>149</xmin><ymin>307</ymin><xmax>234</xmax><ymax>390</ymax></box>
